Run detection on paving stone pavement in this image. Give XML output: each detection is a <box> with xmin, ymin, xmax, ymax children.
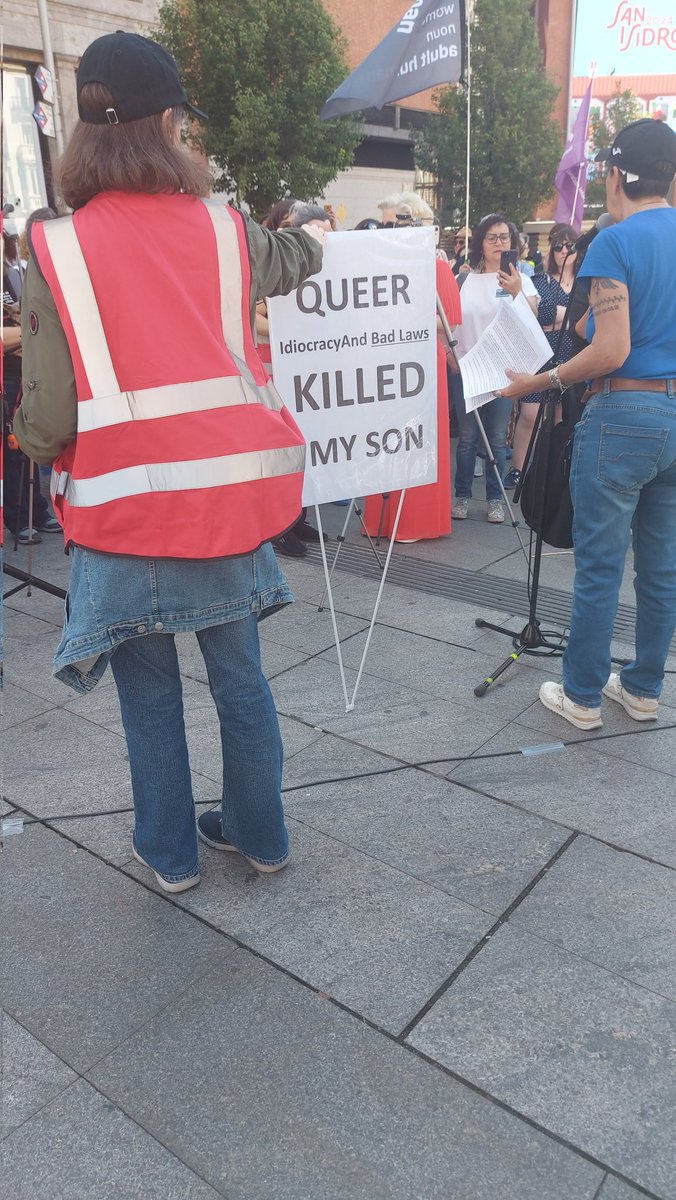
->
<box><xmin>2</xmin><ymin>518</ymin><xmax>675</xmax><ymax>1199</ymax></box>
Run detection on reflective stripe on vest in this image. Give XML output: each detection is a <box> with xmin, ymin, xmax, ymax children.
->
<box><xmin>52</xmin><ymin>444</ymin><xmax>304</xmax><ymax>508</ymax></box>
<box><xmin>74</xmin><ymin>375</ymin><xmax>283</xmax><ymax>434</ymax></box>
<box><xmin>41</xmin><ymin>206</ymin><xmax>304</xmax><ymax>514</ymax></box>
<box><xmin>43</xmin><ymin>218</ymin><xmax>119</xmax><ymax>397</ymax></box>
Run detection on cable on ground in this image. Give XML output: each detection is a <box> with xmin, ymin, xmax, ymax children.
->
<box><xmin>3</xmin><ymin>721</ymin><xmax>675</xmax><ymax>833</ymax></box>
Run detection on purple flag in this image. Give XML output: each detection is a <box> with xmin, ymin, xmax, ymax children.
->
<box><xmin>554</xmin><ymin>79</ymin><xmax>593</xmax><ymax>231</ymax></box>
<box><xmin>320</xmin><ymin>0</ymin><xmax>462</xmax><ymax>121</ymax></box>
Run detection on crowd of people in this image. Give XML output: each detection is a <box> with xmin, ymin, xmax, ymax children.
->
<box><xmin>6</xmin><ymin>28</ymin><xmax>676</xmax><ymax>891</ymax></box>
<box><xmin>2</xmin><ymin>218</ymin><xmax>62</xmax><ymax>544</ymax></box>
<box><xmin>4</xmin><ymin>176</ymin><xmax>586</xmax><ymax>554</ymax></box>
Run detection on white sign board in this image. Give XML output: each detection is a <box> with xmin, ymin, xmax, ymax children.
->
<box><xmin>268</xmin><ymin>227</ymin><xmax>438</xmax><ymax>506</ymax></box>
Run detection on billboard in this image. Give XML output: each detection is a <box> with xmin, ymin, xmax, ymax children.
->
<box><xmin>572</xmin><ymin>2</ymin><xmax>676</xmax><ymax>133</ymax></box>
<box><xmin>573</xmin><ymin>2</ymin><xmax>676</xmax><ymax>77</ymax></box>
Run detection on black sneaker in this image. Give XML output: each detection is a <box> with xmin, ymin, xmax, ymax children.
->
<box><xmin>503</xmin><ymin>468</ymin><xmax>522</xmax><ymax>489</ymax></box>
<box><xmin>131</xmin><ymin>843</ymin><xmax>200</xmax><ymax>893</ymax></box>
<box><xmin>273</xmin><ymin>531</ymin><xmax>307</xmax><ymax>558</ymax></box>
<box><xmin>197</xmin><ymin>811</ymin><xmax>289</xmax><ymax>874</ymax></box>
<box><xmin>36</xmin><ymin>516</ymin><xmax>61</xmax><ymax>532</ymax></box>
<box><xmin>17</xmin><ymin>527</ymin><xmax>42</xmax><ymax>545</ymax></box>
<box><xmin>295</xmin><ymin>520</ymin><xmax>327</xmax><ymax>543</ymax></box>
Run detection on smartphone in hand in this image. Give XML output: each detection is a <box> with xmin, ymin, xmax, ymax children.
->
<box><xmin>500</xmin><ymin>249</ymin><xmax>518</xmax><ymax>274</ymax></box>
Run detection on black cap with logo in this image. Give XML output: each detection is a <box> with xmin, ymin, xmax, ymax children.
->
<box><xmin>77</xmin><ymin>31</ymin><xmax>208</xmax><ymax>126</ymax></box>
<box><xmin>595</xmin><ymin>118</ymin><xmax>676</xmax><ymax>182</ymax></box>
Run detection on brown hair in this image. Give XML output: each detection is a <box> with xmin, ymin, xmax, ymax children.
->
<box><xmin>56</xmin><ymin>83</ymin><xmax>211</xmax><ymax>209</ymax></box>
<box><xmin>469</xmin><ymin>214</ymin><xmax>518</xmax><ymax>269</ymax></box>
<box><xmin>261</xmin><ymin>198</ymin><xmax>297</xmax><ymax>230</ymax></box>
<box><xmin>546</xmin><ymin>223</ymin><xmax>577</xmax><ymax>275</ymax></box>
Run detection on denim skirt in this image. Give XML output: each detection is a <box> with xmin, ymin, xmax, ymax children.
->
<box><xmin>53</xmin><ymin>543</ymin><xmax>292</xmax><ymax>694</ymax></box>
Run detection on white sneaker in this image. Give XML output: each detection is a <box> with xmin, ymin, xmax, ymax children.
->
<box><xmin>539</xmin><ymin>681</ymin><xmax>603</xmax><ymax>730</ymax></box>
<box><xmin>452</xmin><ymin>498</ymin><xmax>469</xmax><ymax>519</ymax></box>
<box><xmin>603</xmin><ymin>673</ymin><xmax>658</xmax><ymax>722</ymax></box>
<box><xmin>487</xmin><ymin>500</ymin><xmax>504</xmax><ymax>523</ymax></box>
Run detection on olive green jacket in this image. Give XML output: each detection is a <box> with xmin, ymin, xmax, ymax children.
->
<box><xmin>17</xmin><ymin>216</ymin><xmax>321</xmax><ymax>464</ymax></box>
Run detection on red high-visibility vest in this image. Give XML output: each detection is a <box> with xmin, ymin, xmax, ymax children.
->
<box><xmin>32</xmin><ymin>192</ymin><xmax>305</xmax><ymax>558</ymax></box>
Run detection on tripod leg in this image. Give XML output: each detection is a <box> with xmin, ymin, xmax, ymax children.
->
<box><xmin>475</xmin><ymin>616</ymin><xmax>521</xmax><ymax>638</ymax></box>
<box><xmin>472</xmin><ymin>410</ymin><xmax>529</xmax><ymax>565</ymax></box>
<box><xmin>474</xmin><ymin>642</ymin><xmax>530</xmax><ymax>697</ymax></box>
<box><xmin>27</xmin><ymin>459</ymin><xmax>36</xmax><ymax>594</ymax></box>
<box><xmin>353</xmin><ymin>503</ymin><xmax>384</xmax><ymax>570</ymax></box>
<box><xmin>375</xmin><ymin>493</ymin><xmax>390</xmax><ymax>547</ymax></box>
<box><xmin>318</xmin><ymin>500</ymin><xmax>354</xmax><ymax>612</ymax></box>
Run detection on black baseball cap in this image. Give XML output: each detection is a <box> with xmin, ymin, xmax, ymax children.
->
<box><xmin>77</xmin><ymin>31</ymin><xmax>208</xmax><ymax>125</ymax></box>
<box><xmin>595</xmin><ymin>118</ymin><xmax>676</xmax><ymax>182</ymax></box>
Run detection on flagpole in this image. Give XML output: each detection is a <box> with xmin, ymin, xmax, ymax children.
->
<box><xmin>569</xmin><ymin>64</ymin><xmax>593</xmax><ymax>226</ymax></box>
<box><xmin>464</xmin><ymin>0</ymin><xmax>473</xmax><ymax>250</ymax></box>
<box><xmin>570</xmin><ymin>161</ymin><xmax>583</xmax><ymax>225</ymax></box>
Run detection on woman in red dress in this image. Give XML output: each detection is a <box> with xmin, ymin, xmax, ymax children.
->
<box><xmin>363</xmin><ymin>244</ymin><xmax>461</xmax><ymax>542</ymax></box>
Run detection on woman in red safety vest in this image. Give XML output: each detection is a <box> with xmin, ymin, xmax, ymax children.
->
<box><xmin>16</xmin><ymin>31</ymin><xmax>328</xmax><ymax>893</ymax></box>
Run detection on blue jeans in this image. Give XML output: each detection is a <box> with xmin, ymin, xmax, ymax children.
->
<box><xmin>455</xmin><ymin>395</ymin><xmax>513</xmax><ymax>500</ymax></box>
<box><xmin>110</xmin><ymin>616</ymin><xmax>288</xmax><ymax>882</ymax></box>
<box><xmin>54</xmin><ymin>543</ymin><xmax>292</xmax><ymax>693</ymax></box>
<box><xmin>563</xmin><ymin>388</ymin><xmax>676</xmax><ymax>708</ymax></box>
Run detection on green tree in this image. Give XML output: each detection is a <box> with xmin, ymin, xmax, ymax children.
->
<box><xmin>157</xmin><ymin>0</ymin><xmax>360</xmax><ymax>218</ymax></box>
<box><xmin>584</xmin><ymin>87</ymin><xmax>644</xmax><ymax>215</ymax></box>
<box><xmin>413</xmin><ymin>0</ymin><xmax>561</xmax><ymax>227</ymax></box>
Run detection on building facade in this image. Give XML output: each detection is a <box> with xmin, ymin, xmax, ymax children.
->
<box><xmin>5</xmin><ymin>1</ymin><xmax>669</xmax><ymax>233</ymax></box>
<box><xmin>2</xmin><ymin>0</ymin><xmax>157</xmax><ymax>228</ymax></box>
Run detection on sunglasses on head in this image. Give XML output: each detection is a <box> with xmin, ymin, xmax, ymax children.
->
<box><xmin>552</xmin><ymin>241</ymin><xmax>576</xmax><ymax>252</ymax></box>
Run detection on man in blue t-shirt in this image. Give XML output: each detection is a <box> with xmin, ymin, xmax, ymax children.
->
<box><xmin>498</xmin><ymin>118</ymin><xmax>676</xmax><ymax>731</ymax></box>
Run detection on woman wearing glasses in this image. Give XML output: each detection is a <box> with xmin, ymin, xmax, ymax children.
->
<box><xmin>505</xmin><ymin>223</ymin><xmax>578</xmax><ymax>487</ymax></box>
<box><xmin>452</xmin><ymin>213</ymin><xmax>539</xmax><ymax>523</ymax></box>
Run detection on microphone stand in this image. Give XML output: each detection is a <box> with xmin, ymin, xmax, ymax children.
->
<box><xmin>472</xmin><ymin>246</ymin><xmax>587</xmax><ymax>697</ymax></box>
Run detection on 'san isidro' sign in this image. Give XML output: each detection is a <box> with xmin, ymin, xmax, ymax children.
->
<box><xmin>268</xmin><ymin>227</ymin><xmax>438</xmax><ymax>506</ymax></box>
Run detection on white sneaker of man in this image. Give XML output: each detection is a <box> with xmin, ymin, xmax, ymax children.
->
<box><xmin>539</xmin><ymin>681</ymin><xmax>603</xmax><ymax>731</ymax></box>
<box><xmin>603</xmin><ymin>673</ymin><xmax>658</xmax><ymax>721</ymax></box>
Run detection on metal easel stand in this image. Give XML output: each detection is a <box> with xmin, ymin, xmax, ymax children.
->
<box><xmin>436</xmin><ymin>295</ymin><xmax>529</xmax><ymax>569</ymax></box>
<box><xmin>317</xmin><ymin>499</ymin><xmax>384</xmax><ymax>613</ymax></box>
<box><xmin>315</xmin><ymin>493</ymin><xmax>406</xmax><ymax>712</ymax></box>
<box><xmin>3</xmin><ymin>562</ymin><xmax>66</xmax><ymax>601</ymax></box>
<box><xmin>3</xmin><ymin>458</ymin><xmax>65</xmax><ymax>601</ymax></box>
<box><xmin>470</xmin><ymin>404</ymin><xmax>529</xmax><ymax>567</ymax></box>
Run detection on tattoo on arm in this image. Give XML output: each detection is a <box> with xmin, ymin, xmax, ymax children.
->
<box><xmin>590</xmin><ymin>278</ymin><xmax>627</xmax><ymax>318</ymax></box>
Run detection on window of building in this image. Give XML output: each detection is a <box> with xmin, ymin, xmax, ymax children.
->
<box><xmin>2</xmin><ymin>66</ymin><xmax>50</xmax><ymax>232</ymax></box>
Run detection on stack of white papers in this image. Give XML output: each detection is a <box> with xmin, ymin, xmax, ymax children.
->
<box><xmin>459</xmin><ymin>292</ymin><xmax>553</xmax><ymax>413</ymax></box>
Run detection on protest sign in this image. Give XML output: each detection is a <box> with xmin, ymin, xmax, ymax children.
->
<box><xmin>268</xmin><ymin>227</ymin><xmax>438</xmax><ymax>506</ymax></box>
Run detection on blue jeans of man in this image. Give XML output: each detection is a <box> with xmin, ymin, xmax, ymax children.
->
<box><xmin>110</xmin><ymin>616</ymin><xmax>287</xmax><ymax>883</ymax></box>
<box><xmin>455</xmin><ymin>394</ymin><xmax>513</xmax><ymax>500</ymax></box>
<box><xmin>563</xmin><ymin>386</ymin><xmax>676</xmax><ymax>708</ymax></box>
